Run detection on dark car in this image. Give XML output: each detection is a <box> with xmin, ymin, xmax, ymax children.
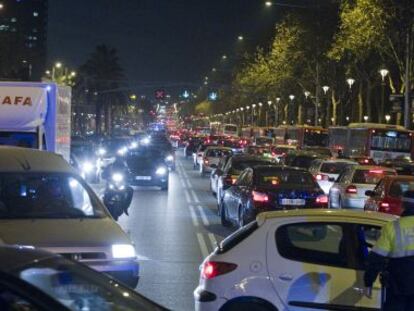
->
<box><xmin>283</xmin><ymin>150</ymin><xmax>329</xmax><ymax>169</ymax></box>
<box><xmin>0</xmin><ymin>246</ymin><xmax>166</xmax><ymax>311</ymax></box>
<box><xmin>125</xmin><ymin>148</ymin><xmax>169</xmax><ymax>190</ymax></box>
<box><xmin>184</xmin><ymin>137</ymin><xmax>203</xmax><ymax>158</ymax></box>
<box><xmin>216</xmin><ymin>155</ymin><xmax>275</xmax><ymax>210</ymax></box>
<box><xmin>380</xmin><ymin>156</ymin><xmax>414</xmax><ymax>175</ymax></box>
<box><xmin>220</xmin><ymin>165</ymin><xmax>328</xmax><ymax>227</ymax></box>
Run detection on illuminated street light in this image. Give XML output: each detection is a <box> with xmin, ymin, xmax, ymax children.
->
<box><xmin>322</xmin><ymin>85</ymin><xmax>330</xmax><ymax>95</ymax></box>
<box><xmin>289</xmin><ymin>95</ymin><xmax>295</xmax><ymax>101</ymax></box>
<box><xmin>252</xmin><ymin>104</ymin><xmax>256</xmax><ymax>108</ymax></box>
<box><xmin>70</xmin><ymin>71</ymin><xmax>76</xmax><ymax>77</ymax></box>
<box><xmin>0</xmin><ymin>3</ymin><xmax>4</xmax><ymax>9</ymax></box>
<box><xmin>346</xmin><ymin>78</ymin><xmax>355</xmax><ymax>89</ymax></box>
<box><xmin>212</xmin><ymin>68</ymin><xmax>217</xmax><ymax>72</ymax></box>
<box><xmin>45</xmin><ymin>70</ymin><xmax>50</xmax><ymax>75</ymax></box>
<box><xmin>385</xmin><ymin>114</ymin><xmax>391</xmax><ymax>123</ymax></box>
<box><xmin>222</xmin><ymin>54</ymin><xmax>227</xmax><ymax>60</ymax></box>
<box><xmin>276</xmin><ymin>97</ymin><xmax>281</xmax><ymax>103</ymax></box>
<box><xmin>130</xmin><ymin>94</ymin><xmax>137</xmax><ymax>100</ymax></box>
<box><xmin>267</xmin><ymin>100</ymin><xmax>272</xmax><ymax>106</ymax></box>
<box><xmin>304</xmin><ymin>91</ymin><xmax>311</xmax><ymax>98</ymax></box>
<box><xmin>379</xmin><ymin>68</ymin><xmax>389</xmax><ymax>82</ymax></box>
<box><xmin>55</xmin><ymin>62</ymin><xmax>62</xmax><ymax>68</ymax></box>
<box><xmin>258</xmin><ymin>102</ymin><xmax>263</xmax><ymax>107</ymax></box>
<box><xmin>246</xmin><ymin>106</ymin><xmax>250</xmax><ymax>110</ymax></box>
<box><xmin>364</xmin><ymin>115</ymin><xmax>369</xmax><ymax>122</ymax></box>
<box><xmin>238</xmin><ymin>35</ymin><xmax>244</xmax><ymax>41</ymax></box>
<box><xmin>379</xmin><ymin>69</ymin><xmax>389</xmax><ymax>122</ymax></box>
<box><xmin>265</xmin><ymin>1</ymin><xmax>272</xmax><ymax>7</ymax></box>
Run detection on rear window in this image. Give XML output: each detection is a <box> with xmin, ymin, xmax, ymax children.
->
<box><xmin>257</xmin><ymin>170</ymin><xmax>316</xmax><ymax>187</ymax></box>
<box><xmin>216</xmin><ymin>221</ymin><xmax>258</xmax><ymax>254</ymax></box>
<box><xmin>389</xmin><ymin>181</ymin><xmax>414</xmax><ymax>197</ymax></box>
<box><xmin>320</xmin><ymin>162</ymin><xmax>351</xmax><ymax>174</ymax></box>
<box><xmin>290</xmin><ymin>156</ymin><xmax>317</xmax><ymax>169</ymax></box>
<box><xmin>206</xmin><ymin>149</ymin><xmax>232</xmax><ymax>157</ymax></box>
<box><xmin>231</xmin><ymin>160</ymin><xmax>272</xmax><ymax>173</ymax></box>
<box><xmin>352</xmin><ymin>169</ymin><xmax>395</xmax><ymax>184</ymax></box>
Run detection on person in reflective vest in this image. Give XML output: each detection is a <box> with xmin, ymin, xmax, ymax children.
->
<box><xmin>364</xmin><ymin>190</ymin><xmax>414</xmax><ymax>310</ymax></box>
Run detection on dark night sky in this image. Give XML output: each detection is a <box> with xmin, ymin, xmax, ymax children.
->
<box><xmin>47</xmin><ymin>0</ymin><xmax>276</xmax><ymax>90</ymax></box>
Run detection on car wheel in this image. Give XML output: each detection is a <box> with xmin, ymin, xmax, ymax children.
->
<box><xmin>220</xmin><ymin>200</ymin><xmax>231</xmax><ymax>227</ymax></box>
<box><xmin>238</xmin><ymin>206</ymin><xmax>246</xmax><ymax>228</ymax></box>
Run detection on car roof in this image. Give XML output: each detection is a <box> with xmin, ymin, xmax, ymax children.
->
<box><xmin>0</xmin><ymin>246</ymin><xmax>57</xmax><ymax>271</ymax></box>
<box><xmin>353</xmin><ymin>165</ymin><xmax>396</xmax><ymax>171</ymax></box>
<box><xmin>253</xmin><ymin>164</ymin><xmax>306</xmax><ymax>172</ymax></box>
<box><xmin>232</xmin><ymin>155</ymin><xmax>271</xmax><ymax>162</ymax></box>
<box><xmin>257</xmin><ymin>209</ymin><xmax>397</xmax><ymax>225</ymax></box>
<box><xmin>383</xmin><ymin>175</ymin><xmax>414</xmax><ymax>181</ymax></box>
<box><xmin>319</xmin><ymin>159</ymin><xmax>357</xmax><ymax>164</ymax></box>
<box><xmin>0</xmin><ymin>146</ymin><xmax>74</xmax><ymax>173</ymax></box>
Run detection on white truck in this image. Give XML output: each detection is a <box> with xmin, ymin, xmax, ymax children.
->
<box><xmin>0</xmin><ymin>82</ymin><xmax>72</xmax><ymax>161</ymax></box>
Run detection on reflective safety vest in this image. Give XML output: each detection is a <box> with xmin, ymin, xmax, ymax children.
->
<box><xmin>373</xmin><ymin>216</ymin><xmax>414</xmax><ymax>258</ymax></box>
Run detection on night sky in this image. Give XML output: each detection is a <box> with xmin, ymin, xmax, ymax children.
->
<box><xmin>47</xmin><ymin>0</ymin><xmax>276</xmax><ymax>90</ymax></box>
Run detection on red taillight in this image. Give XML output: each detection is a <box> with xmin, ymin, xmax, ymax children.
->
<box><xmin>380</xmin><ymin>202</ymin><xmax>390</xmax><ymax>208</ymax></box>
<box><xmin>346</xmin><ymin>185</ymin><xmax>358</xmax><ymax>194</ymax></box>
<box><xmin>202</xmin><ymin>261</ymin><xmax>237</xmax><ymax>279</ymax></box>
<box><xmin>224</xmin><ymin>175</ymin><xmax>237</xmax><ymax>185</ymax></box>
<box><xmin>363</xmin><ymin>159</ymin><xmax>369</xmax><ymax>164</ymax></box>
<box><xmin>369</xmin><ymin>169</ymin><xmax>383</xmax><ymax>174</ymax></box>
<box><xmin>315</xmin><ymin>174</ymin><xmax>329</xmax><ymax>181</ymax></box>
<box><xmin>316</xmin><ymin>195</ymin><xmax>328</xmax><ymax>204</ymax></box>
<box><xmin>252</xmin><ymin>191</ymin><xmax>269</xmax><ymax>202</ymax></box>
<box><xmin>204</xmin><ymin>158</ymin><xmax>209</xmax><ymax>165</ymax></box>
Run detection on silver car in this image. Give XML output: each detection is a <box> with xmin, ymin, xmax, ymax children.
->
<box><xmin>0</xmin><ymin>147</ymin><xmax>139</xmax><ymax>287</ymax></box>
<box><xmin>328</xmin><ymin>165</ymin><xmax>396</xmax><ymax>209</ymax></box>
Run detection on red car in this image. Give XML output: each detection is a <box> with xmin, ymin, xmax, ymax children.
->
<box><xmin>364</xmin><ymin>175</ymin><xmax>414</xmax><ymax>215</ymax></box>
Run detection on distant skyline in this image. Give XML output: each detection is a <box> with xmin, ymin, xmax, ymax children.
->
<box><xmin>47</xmin><ymin>0</ymin><xmax>277</xmax><ymax>92</ymax></box>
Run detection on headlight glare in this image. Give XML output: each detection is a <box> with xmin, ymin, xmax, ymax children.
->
<box><xmin>112</xmin><ymin>173</ymin><xmax>124</xmax><ymax>182</ymax></box>
<box><xmin>112</xmin><ymin>244</ymin><xmax>136</xmax><ymax>259</ymax></box>
<box><xmin>165</xmin><ymin>155</ymin><xmax>174</xmax><ymax>161</ymax></box>
<box><xmin>82</xmin><ymin>161</ymin><xmax>94</xmax><ymax>173</ymax></box>
<box><xmin>98</xmin><ymin>148</ymin><xmax>106</xmax><ymax>156</ymax></box>
<box><xmin>156</xmin><ymin>166</ymin><xmax>167</xmax><ymax>175</ymax></box>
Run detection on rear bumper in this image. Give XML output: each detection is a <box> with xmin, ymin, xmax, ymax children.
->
<box><xmin>194</xmin><ymin>286</ymin><xmax>225</xmax><ymax>311</ymax></box>
<box><xmin>86</xmin><ymin>259</ymin><xmax>140</xmax><ymax>287</ymax></box>
<box><xmin>129</xmin><ymin>175</ymin><xmax>168</xmax><ymax>187</ymax></box>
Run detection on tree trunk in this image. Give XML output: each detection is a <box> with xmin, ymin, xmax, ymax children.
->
<box><xmin>95</xmin><ymin>102</ymin><xmax>101</xmax><ymax>135</ymax></box>
<box><xmin>358</xmin><ymin>82</ymin><xmax>364</xmax><ymax>122</ymax></box>
<box><xmin>366</xmin><ymin>80</ymin><xmax>371</xmax><ymax>121</ymax></box>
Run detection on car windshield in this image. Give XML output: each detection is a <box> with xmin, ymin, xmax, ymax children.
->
<box><xmin>352</xmin><ymin>169</ymin><xmax>395</xmax><ymax>184</ymax></box>
<box><xmin>0</xmin><ymin>173</ymin><xmax>105</xmax><ymax>219</ymax></box>
<box><xmin>14</xmin><ymin>257</ymin><xmax>164</xmax><ymax>311</ymax></box>
<box><xmin>127</xmin><ymin>148</ymin><xmax>163</xmax><ymax>162</ymax></box>
<box><xmin>320</xmin><ymin>162</ymin><xmax>351</xmax><ymax>174</ymax></box>
<box><xmin>257</xmin><ymin>170</ymin><xmax>316</xmax><ymax>187</ymax></box>
<box><xmin>389</xmin><ymin>180</ymin><xmax>414</xmax><ymax>197</ymax></box>
<box><xmin>206</xmin><ymin>149</ymin><xmax>232</xmax><ymax>157</ymax></box>
<box><xmin>102</xmin><ymin>140</ymin><xmax>130</xmax><ymax>153</ymax></box>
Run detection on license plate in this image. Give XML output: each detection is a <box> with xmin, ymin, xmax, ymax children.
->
<box><xmin>280</xmin><ymin>198</ymin><xmax>305</xmax><ymax>206</ymax></box>
<box><xmin>135</xmin><ymin>176</ymin><xmax>151</xmax><ymax>181</ymax></box>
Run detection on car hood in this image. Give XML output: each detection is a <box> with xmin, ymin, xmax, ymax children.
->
<box><xmin>0</xmin><ymin>218</ymin><xmax>130</xmax><ymax>247</ymax></box>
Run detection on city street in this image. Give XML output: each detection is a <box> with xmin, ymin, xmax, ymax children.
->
<box><xmin>117</xmin><ymin>152</ymin><xmax>234</xmax><ymax>311</ymax></box>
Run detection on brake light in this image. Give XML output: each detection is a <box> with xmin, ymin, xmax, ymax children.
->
<box><xmin>252</xmin><ymin>191</ymin><xmax>269</xmax><ymax>202</ymax></box>
<box><xmin>202</xmin><ymin>261</ymin><xmax>237</xmax><ymax>279</ymax></box>
<box><xmin>204</xmin><ymin>158</ymin><xmax>209</xmax><ymax>165</ymax></box>
<box><xmin>346</xmin><ymin>185</ymin><xmax>358</xmax><ymax>194</ymax></box>
<box><xmin>315</xmin><ymin>174</ymin><xmax>329</xmax><ymax>181</ymax></box>
<box><xmin>316</xmin><ymin>195</ymin><xmax>328</xmax><ymax>204</ymax></box>
<box><xmin>363</xmin><ymin>159</ymin><xmax>369</xmax><ymax>164</ymax></box>
<box><xmin>369</xmin><ymin>169</ymin><xmax>383</xmax><ymax>174</ymax></box>
<box><xmin>380</xmin><ymin>202</ymin><xmax>390</xmax><ymax>208</ymax></box>
<box><xmin>224</xmin><ymin>175</ymin><xmax>237</xmax><ymax>185</ymax></box>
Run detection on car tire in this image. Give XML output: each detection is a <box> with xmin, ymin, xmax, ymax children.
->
<box><xmin>220</xmin><ymin>200</ymin><xmax>231</xmax><ymax>227</ymax></box>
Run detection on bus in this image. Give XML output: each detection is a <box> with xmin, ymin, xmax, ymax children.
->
<box><xmin>329</xmin><ymin>123</ymin><xmax>414</xmax><ymax>162</ymax></box>
<box><xmin>210</xmin><ymin>122</ymin><xmax>238</xmax><ymax>137</ymax></box>
<box><xmin>240</xmin><ymin>126</ymin><xmax>278</xmax><ymax>139</ymax></box>
<box><xmin>273</xmin><ymin>125</ymin><xmax>329</xmax><ymax>148</ymax></box>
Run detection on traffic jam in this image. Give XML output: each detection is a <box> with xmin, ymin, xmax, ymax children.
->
<box><xmin>0</xmin><ymin>81</ymin><xmax>414</xmax><ymax>310</ymax></box>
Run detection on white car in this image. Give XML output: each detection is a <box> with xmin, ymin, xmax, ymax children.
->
<box><xmin>194</xmin><ymin>209</ymin><xmax>396</xmax><ymax>311</ymax></box>
<box><xmin>193</xmin><ymin>144</ymin><xmax>214</xmax><ymax>169</ymax></box>
<box><xmin>200</xmin><ymin>147</ymin><xmax>232</xmax><ymax>176</ymax></box>
<box><xmin>308</xmin><ymin>158</ymin><xmax>357</xmax><ymax>194</ymax></box>
<box><xmin>329</xmin><ymin>165</ymin><xmax>396</xmax><ymax>209</ymax></box>
<box><xmin>0</xmin><ymin>146</ymin><xmax>139</xmax><ymax>287</ymax></box>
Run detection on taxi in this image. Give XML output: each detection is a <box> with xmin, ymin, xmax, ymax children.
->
<box><xmin>195</xmin><ymin>209</ymin><xmax>395</xmax><ymax>311</ymax></box>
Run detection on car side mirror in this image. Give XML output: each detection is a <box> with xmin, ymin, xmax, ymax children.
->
<box><xmin>365</xmin><ymin>190</ymin><xmax>375</xmax><ymax>197</ymax></box>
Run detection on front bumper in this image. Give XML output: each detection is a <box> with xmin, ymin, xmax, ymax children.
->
<box><xmin>85</xmin><ymin>259</ymin><xmax>140</xmax><ymax>287</ymax></box>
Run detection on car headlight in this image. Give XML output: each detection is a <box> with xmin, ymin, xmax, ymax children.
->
<box><xmin>165</xmin><ymin>155</ymin><xmax>174</xmax><ymax>162</ymax></box>
<box><xmin>129</xmin><ymin>142</ymin><xmax>138</xmax><ymax>149</ymax></box>
<box><xmin>97</xmin><ymin>148</ymin><xmax>106</xmax><ymax>156</ymax></box>
<box><xmin>112</xmin><ymin>173</ymin><xmax>124</xmax><ymax>182</ymax></box>
<box><xmin>141</xmin><ymin>137</ymin><xmax>150</xmax><ymax>145</ymax></box>
<box><xmin>156</xmin><ymin>166</ymin><xmax>167</xmax><ymax>175</ymax></box>
<box><xmin>82</xmin><ymin>161</ymin><xmax>94</xmax><ymax>173</ymax></box>
<box><xmin>117</xmin><ymin>147</ymin><xmax>128</xmax><ymax>156</ymax></box>
<box><xmin>112</xmin><ymin>244</ymin><xmax>136</xmax><ymax>259</ymax></box>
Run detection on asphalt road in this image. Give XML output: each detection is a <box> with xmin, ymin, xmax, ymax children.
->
<box><xmin>117</xmin><ymin>152</ymin><xmax>234</xmax><ymax>310</ymax></box>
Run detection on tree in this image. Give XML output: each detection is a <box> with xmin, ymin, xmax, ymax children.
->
<box><xmin>77</xmin><ymin>45</ymin><xmax>126</xmax><ymax>135</ymax></box>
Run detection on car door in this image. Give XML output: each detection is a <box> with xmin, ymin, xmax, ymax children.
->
<box><xmin>330</xmin><ymin>167</ymin><xmax>353</xmax><ymax>206</ymax></box>
<box><xmin>365</xmin><ymin>180</ymin><xmax>385</xmax><ymax>211</ymax></box>
<box><xmin>267</xmin><ymin>220</ymin><xmax>382</xmax><ymax>311</ymax></box>
<box><xmin>227</xmin><ymin>170</ymin><xmax>249</xmax><ymax>220</ymax></box>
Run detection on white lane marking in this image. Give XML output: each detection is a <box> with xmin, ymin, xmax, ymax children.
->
<box><xmin>184</xmin><ymin>178</ymin><xmax>192</xmax><ymax>188</ymax></box>
<box><xmin>197</xmin><ymin>233</ymin><xmax>210</xmax><ymax>259</ymax></box>
<box><xmin>208</xmin><ymin>233</ymin><xmax>218</xmax><ymax>250</ymax></box>
<box><xmin>196</xmin><ymin>205</ymin><xmax>209</xmax><ymax>226</ymax></box>
<box><xmin>191</xmin><ymin>189</ymin><xmax>200</xmax><ymax>203</ymax></box>
<box><xmin>184</xmin><ymin>189</ymin><xmax>192</xmax><ymax>203</ymax></box>
<box><xmin>188</xmin><ymin>205</ymin><xmax>199</xmax><ymax>227</ymax></box>
<box><xmin>179</xmin><ymin>177</ymin><xmax>187</xmax><ymax>188</ymax></box>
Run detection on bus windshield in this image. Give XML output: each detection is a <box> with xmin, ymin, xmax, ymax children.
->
<box><xmin>303</xmin><ymin>131</ymin><xmax>329</xmax><ymax>147</ymax></box>
<box><xmin>371</xmin><ymin>130</ymin><xmax>412</xmax><ymax>153</ymax></box>
<box><xmin>0</xmin><ymin>132</ymin><xmax>38</xmax><ymax>148</ymax></box>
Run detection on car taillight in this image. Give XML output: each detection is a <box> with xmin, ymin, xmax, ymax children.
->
<box><xmin>204</xmin><ymin>158</ymin><xmax>209</xmax><ymax>165</ymax></box>
<box><xmin>346</xmin><ymin>185</ymin><xmax>358</xmax><ymax>194</ymax></box>
<box><xmin>380</xmin><ymin>202</ymin><xmax>390</xmax><ymax>208</ymax></box>
<box><xmin>202</xmin><ymin>261</ymin><xmax>237</xmax><ymax>279</ymax></box>
<box><xmin>315</xmin><ymin>174</ymin><xmax>329</xmax><ymax>181</ymax></box>
<box><xmin>252</xmin><ymin>191</ymin><xmax>269</xmax><ymax>202</ymax></box>
<box><xmin>224</xmin><ymin>175</ymin><xmax>237</xmax><ymax>185</ymax></box>
<box><xmin>316</xmin><ymin>195</ymin><xmax>328</xmax><ymax>204</ymax></box>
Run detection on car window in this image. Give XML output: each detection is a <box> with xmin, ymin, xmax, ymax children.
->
<box><xmin>276</xmin><ymin>223</ymin><xmax>349</xmax><ymax>268</ymax></box>
<box><xmin>257</xmin><ymin>170</ymin><xmax>316</xmax><ymax>187</ymax></box>
<box><xmin>352</xmin><ymin>169</ymin><xmax>395</xmax><ymax>184</ymax></box>
<box><xmin>320</xmin><ymin>162</ymin><xmax>351</xmax><ymax>174</ymax></box>
<box><xmin>16</xmin><ymin>258</ymin><xmax>163</xmax><ymax>311</ymax></box>
<box><xmin>0</xmin><ymin>173</ymin><xmax>105</xmax><ymax>219</ymax></box>
<box><xmin>354</xmin><ymin>225</ymin><xmax>382</xmax><ymax>269</ymax></box>
<box><xmin>389</xmin><ymin>180</ymin><xmax>414</xmax><ymax>197</ymax></box>
<box><xmin>374</xmin><ymin>179</ymin><xmax>386</xmax><ymax>197</ymax></box>
<box><xmin>206</xmin><ymin>149</ymin><xmax>232</xmax><ymax>157</ymax></box>
<box><xmin>236</xmin><ymin>170</ymin><xmax>249</xmax><ymax>186</ymax></box>
<box><xmin>340</xmin><ymin>167</ymin><xmax>353</xmax><ymax>183</ymax></box>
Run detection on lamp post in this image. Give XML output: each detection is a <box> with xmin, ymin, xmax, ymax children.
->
<box><xmin>240</xmin><ymin>107</ymin><xmax>245</xmax><ymax>126</ymax></box>
<box><xmin>322</xmin><ymin>85</ymin><xmax>330</xmax><ymax>127</ymax></box>
<box><xmin>289</xmin><ymin>95</ymin><xmax>295</xmax><ymax>125</ymax></box>
<box><xmin>258</xmin><ymin>102</ymin><xmax>263</xmax><ymax>126</ymax></box>
<box><xmin>267</xmin><ymin>101</ymin><xmax>272</xmax><ymax>127</ymax></box>
<box><xmin>252</xmin><ymin>103</ymin><xmax>256</xmax><ymax>126</ymax></box>
<box><xmin>379</xmin><ymin>68</ymin><xmax>389</xmax><ymax>123</ymax></box>
<box><xmin>304</xmin><ymin>91</ymin><xmax>311</xmax><ymax>125</ymax></box>
<box><xmin>246</xmin><ymin>106</ymin><xmax>250</xmax><ymax>126</ymax></box>
<box><xmin>346</xmin><ymin>78</ymin><xmax>355</xmax><ymax>124</ymax></box>
<box><xmin>275</xmin><ymin>97</ymin><xmax>281</xmax><ymax>126</ymax></box>
<box><xmin>52</xmin><ymin>62</ymin><xmax>62</xmax><ymax>81</ymax></box>
<box><xmin>265</xmin><ymin>1</ymin><xmax>272</xmax><ymax>7</ymax></box>
<box><xmin>385</xmin><ymin>114</ymin><xmax>391</xmax><ymax>124</ymax></box>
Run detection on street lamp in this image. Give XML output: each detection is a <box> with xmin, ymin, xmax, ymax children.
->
<box><xmin>322</xmin><ymin>85</ymin><xmax>330</xmax><ymax>95</ymax></box>
<box><xmin>364</xmin><ymin>115</ymin><xmax>369</xmax><ymax>122</ymax></box>
<box><xmin>70</xmin><ymin>71</ymin><xmax>76</xmax><ymax>77</ymax></box>
<box><xmin>385</xmin><ymin>114</ymin><xmax>391</xmax><ymax>123</ymax></box>
<box><xmin>346</xmin><ymin>78</ymin><xmax>355</xmax><ymax>89</ymax></box>
<box><xmin>304</xmin><ymin>91</ymin><xmax>311</xmax><ymax>99</ymax></box>
<box><xmin>275</xmin><ymin>97</ymin><xmax>281</xmax><ymax>126</ymax></box>
<box><xmin>379</xmin><ymin>68</ymin><xmax>389</xmax><ymax>123</ymax></box>
<box><xmin>0</xmin><ymin>3</ymin><xmax>4</xmax><ymax>10</ymax></box>
<box><xmin>222</xmin><ymin>55</ymin><xmax>227</xmax><ymax>60</ymax></box>
<box><xmin>55</xmin><ymin>62</ymin><xmax>62</xmax><ymax>69</ymax></box>
<box><xmin>237</xmin><ymin>35</ymin><xmax>244</xmax><ymax>41</ymax></box>
<box><xmin>265</xmin><ymin>1</ymin><xmax>272</xmax><ymax>7</ymax></box>
<box><xmin>266</xmin><ymin>101</ymin><xmax>272</xmax><ymax>126</ymax></box>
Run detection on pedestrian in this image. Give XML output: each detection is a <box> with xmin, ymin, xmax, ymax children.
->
<box><xmin>364</xmin><ymin>190</ymin><xmax>414</xmax><ymax>310</ymax></box>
